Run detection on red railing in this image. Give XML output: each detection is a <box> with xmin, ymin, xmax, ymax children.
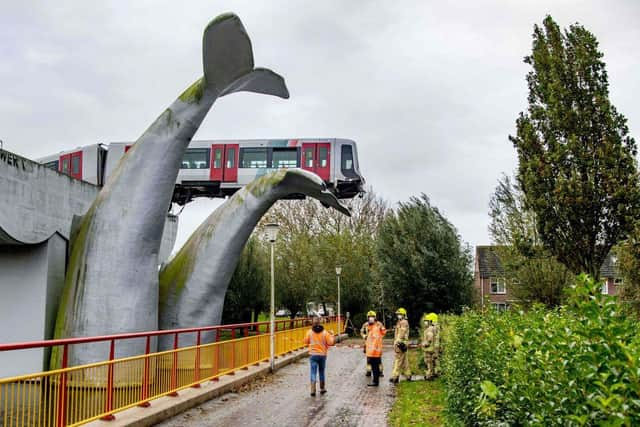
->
<box><xmin>0</xmin><ymin>316</ymin><xmax>342</xmax><ymax>426</ymax></box>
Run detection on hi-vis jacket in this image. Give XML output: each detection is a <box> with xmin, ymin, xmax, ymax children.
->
<box><xmin>365</xmin><ymin>322</ymin><xmax>387</xmax><ymax>357</ymax></box>
<box><xmin>304</xmin><ymin>328</ymin><xmax>335</xmax><ymax>356</ymax></box>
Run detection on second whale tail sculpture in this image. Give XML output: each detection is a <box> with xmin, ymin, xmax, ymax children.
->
<box><xmin>158</xmin><ymin>169</ymin><xmax>350</xmax><ymax>349</ymax></box>
<box><xmin>52</xmin><ymin>13</ymin><xmax>289</xmax><ymax>368</ymax></box>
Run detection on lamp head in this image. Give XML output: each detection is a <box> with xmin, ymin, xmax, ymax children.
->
<box><xmin>264</xmin><ymin>223</ymin><xmax>279</xmax><ymax>243</ymax></box>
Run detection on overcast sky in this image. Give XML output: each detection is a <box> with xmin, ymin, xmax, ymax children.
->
<box><xmin>1</xmin><ymin>1</ymin><xmax>639</xmax><ymax>251</ymax></box>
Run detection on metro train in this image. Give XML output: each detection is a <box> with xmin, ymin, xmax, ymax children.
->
<box><xmin>37</xmin><ymin>138</ymin><xmax>365</xmax><ymax>205</ymax></box>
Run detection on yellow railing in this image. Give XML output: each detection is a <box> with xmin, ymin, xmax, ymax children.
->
<box><xmin>0</xmin><ymin>319</ymin><xmax>339</xmax><ymax>426</ymax></box>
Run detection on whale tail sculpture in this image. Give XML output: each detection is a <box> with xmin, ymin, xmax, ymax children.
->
<box><xmin>52</xmin><ymin>13</ymin><xmax>289</xmax><ymax>369</ymax></box>
<box><xmin>158</xmin><ymin>168</ymin><xmax>350</xmax><ymax>349</ymax></box>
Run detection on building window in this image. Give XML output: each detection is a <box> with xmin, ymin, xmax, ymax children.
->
<box><xmin>272</xmin><ymin>148</ymin><xmax>297</xmax><ymax>168</ymax></box>
<box><xmin>181</xmin><ymin>148</ymin><xmax>210</xmax><ymax>169</ymax></box>
<box><xmin>240</xmin><ymin>148</ymin><xmax>267</xmax><ymax>168</ymax></box>
<box><xmin>490</xmin><ymin>277</ymin><xmax>506</xmax><ymax>294</ymax></box>
<box><xmin>614</xmin><ymin>278</ymin><xmax>623</xmax><ymax>286</ymax></box>
<box><xmin>492</xmin><ymin>303</ymin><xmax>508</xmax><ymax>312</ymax></box>
<box><xmin>601</xmin><ymin>281</ymin><xmax>609</xmax><ymax>295</ymax></box>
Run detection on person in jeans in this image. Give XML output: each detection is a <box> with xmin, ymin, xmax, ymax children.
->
<box><xmin>303</xmin><ymin>316</ymin><xmax>336</xmax><ymax>396</ymax></box>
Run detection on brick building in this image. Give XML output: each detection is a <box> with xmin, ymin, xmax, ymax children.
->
<box><xmin>474</xmin><ymin>246</ymin><xmax>623</xmax><ymax>310</ymax></box>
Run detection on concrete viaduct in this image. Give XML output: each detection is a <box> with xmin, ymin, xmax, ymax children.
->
<box><xmin>0</xmin><ymin>148</ymin><xmax>177</xmax><ymax>377</ymax></box>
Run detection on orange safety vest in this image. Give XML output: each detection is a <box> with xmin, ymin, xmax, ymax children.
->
<box><xmin>365</xmin><ymin>322</ymin><xmax>386</xmax><ymax>357</ymax></box>
<box><xmin>304</xmin><ymin>329</ymin><xmax>335</xmax><ymax>355</ymax></box>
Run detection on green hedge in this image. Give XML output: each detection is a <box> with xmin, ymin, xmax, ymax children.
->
<box><xmin>442</xmin><ymin>274</ymin><xmax>640</xmax><ymax>426</ymax></box>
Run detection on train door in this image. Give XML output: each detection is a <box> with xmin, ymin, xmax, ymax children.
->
<box><xmin>59</xmin><ymin>151</ymin><xmax>82</xmax><ymax>180</ymax></box>
<box><xmin>59</xmin><ymin>154</ymin><xmax>70</xmax><ymax>175</ymax></box>
<box><xmin>315</xmin><ymin>143</ymin><xmax>331</xmax><ymax>181</ymax></box>
<box><xmin>69</xmin><ymin>151</ymin><xmax>82</xmax><ymax>180</ymax></box>
<box><xmin>223</xmin><ymin>144</ymin><xmax>239</xmax><ymax>182</ymax></box>
<box><xmin>301</xmin><ymin>143</ymin><xmax>315</xmax><ymax>173</ymax></box>
<box><xmin>210</xmin><ymin>144</ymin><xmax>225</xmax><ymax>181</ymax></box>
<box><xmin>301</xmin><ymin>142</ymin><xmax>331</xmax><ymax>181</ymax></box>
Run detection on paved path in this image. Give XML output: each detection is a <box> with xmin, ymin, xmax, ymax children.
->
<box><xmin>158</xmin><ymin>343</ymin><xmax>396</xmax><ymax>427</ymax></box>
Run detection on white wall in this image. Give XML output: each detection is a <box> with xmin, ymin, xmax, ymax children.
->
<box><xmin>0</xmin><ymin>234</ymin><xmax>66</xmax><ymax>377</ymax></box>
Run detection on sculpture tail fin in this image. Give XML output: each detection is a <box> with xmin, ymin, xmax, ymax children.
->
<box><xmin>202</xmin><ymin>13</ymin><xmax>289</xmax><ymax>99</ymax></box>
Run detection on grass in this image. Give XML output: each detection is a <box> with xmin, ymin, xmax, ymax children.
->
<box><xmin>388</xmin><ymin>348</ymin><xmax>445</xmax><ymax>427</ymax></box>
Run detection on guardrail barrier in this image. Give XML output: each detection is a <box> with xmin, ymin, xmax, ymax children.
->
<box><xmin>0</xmin><ymin>316</ymin><xmax>342</xmax><ymax>426</ymax></box>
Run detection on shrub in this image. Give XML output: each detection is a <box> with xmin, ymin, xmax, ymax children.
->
<box><xmin>443</xmin><ymin>274</ymin><xmax>640</xmax><ymax>426</ymax></box>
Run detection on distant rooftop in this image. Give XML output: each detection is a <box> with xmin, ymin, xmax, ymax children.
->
<box><xmin>475</xmin><ymin>245</ymin><xmax>620</xmax><ymax>279</ymax></box>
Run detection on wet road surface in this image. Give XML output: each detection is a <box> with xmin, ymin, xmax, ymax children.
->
<box><xmin>158</xmin><ymin>343</ymin><xmax>396</xmax><ymax>427</ymax></box>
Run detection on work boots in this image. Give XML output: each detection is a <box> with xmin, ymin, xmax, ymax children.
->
<box><xmin>320</xmin><ymin>381</ymin><xmax>327</xmax><ymax>394</ymax></box>
<box><xmin>310</xmin><ymin>382</ymin><xmax>316</xmax><ymax>397</ymax></box>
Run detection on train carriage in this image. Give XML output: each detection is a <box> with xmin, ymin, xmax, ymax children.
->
<box><xmin>38</xmin><ymin>138</ymin><xmax>365</xmax><ymax>205</ymax></box>
<box><xmin>38</xmin><ymin>144</ymin><xmax>107</xmax><ymax>186</ymax></box>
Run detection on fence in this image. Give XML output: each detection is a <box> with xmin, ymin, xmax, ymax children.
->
<box><xmin>0</xmin><ymin>317</ymin><xmax>342</xmax><ymax>426</ymax></box>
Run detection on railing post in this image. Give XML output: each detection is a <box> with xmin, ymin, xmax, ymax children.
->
<box><xmin>255</xmin><ymin>330</ymin><xmax>261</xmax><ymax>366</ymax></box>
<box><xmin>168</xmin><ymin>333</ymin><xmax>179</xmax><ymax>396</ymax></box>
<box><xmin>211</xmin><ymin>329</ymin><xmax>220</xmax><ymax>381</ymax></box>
<box><xmin>101</xmin><ymin>340</ymin><xmax>116</xmax><ymax>420</ymax></box>
<box><xmin>56</xmin><ymin>344</ymin><xmax>68</xmax><ymax>427</ymax></box>
<box><xmin>243</xmin><ymin>327</ymin><xmax>249</xmax><ymax>370</ymax></box>
<box><xmin>192</xmin><ymin>331</ymin><xmax>201</xmax><ymax>388</ymax></box>
<box><xmin>138</xmin><ymin>336</ymin><xmax>151</xmax><ymax>407</ymax></box>
<box><xmin>228</xmin><ymin>329</ymin><xmax>236</xmax><ymax>375</ymax></box>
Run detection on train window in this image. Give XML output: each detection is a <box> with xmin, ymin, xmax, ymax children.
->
<box><xmin>226</xmin><ymin>148</ymin><xmax>236</xmax><ymax>168</ymax></box>
<box><xmin>44</xmin><ymin>160</ymin><xmax>59</xmax><ymax>171</ymax></box>
<box><xmin>341</xmin><ymin>145</ymin><xmax>354</xmax><ymax>170</ymax></box>
<box><xmin>272</xmin><ymin>148</ymin><xmax>297</xmax><ymax>168</ymax></box>
<box><xmin>62</xmin><ymin>158</ymin><xmax>69</xmax><ymax>174</ymax></box>
<box><xmin>213</xmin><ymin>148</ymin><xmax>223</xmax><ymax>168</ymax></box>
<box><xmin>72</xmin><ymin>155</ymin><xmax>81</xmax><ymax>175</ymax></box>
<box><xmin>318</xmin><ymin>146</ymin><xmax>328</xmax><ymax>168</ymax></box>
<box><xmin>304</xmin><ymin>147</ymin><xmax>314</xmax><ymax>168</ymax></box>
<box><xmin>181</xmin><ymin>148</ymin><xmax>210</xmax><ymax>169</ymax></box>
<box><xmin>240</xmin><ymin>148</ymin><xmax>267</xmax><ymax>168</ymax></box>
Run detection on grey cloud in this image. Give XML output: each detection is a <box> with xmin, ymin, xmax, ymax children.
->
<box><xmin>1</xmin><ymin>0</ymin><xmax>638</xmax><ymax>251</ymax></box>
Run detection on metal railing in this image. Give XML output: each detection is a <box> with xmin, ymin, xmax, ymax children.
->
<box><xmin>0</xmin><ymin>316</ymin><xmax>342</xmax><ymax>426</ymax></box>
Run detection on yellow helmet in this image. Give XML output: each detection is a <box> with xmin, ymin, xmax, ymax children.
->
<box><xmin>424</xmin><ymin>313</ymin><xmax>438</xmax><ymax>323</ymax></box>
<box><xmin>395</xmin><ymin>308</ymin><xmax>407</xmax><ymax>316</ymax></box>
<box><xmin>367</xmin><ymin>310</ymin><xmax>377</xmax><ymax>317</ymax></box>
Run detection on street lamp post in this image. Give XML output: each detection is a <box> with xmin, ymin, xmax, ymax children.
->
<box><xmin>265</xmin><ymin>223</ymin><xmax>279</xmax><ymax>373</ymax></box>
<box><xmin>335</xmin><ymin>266</ymin><xmax>342</xmax><ymax>337</ymax></box>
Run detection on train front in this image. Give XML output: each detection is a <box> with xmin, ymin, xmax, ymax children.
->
<box><xmin>334</xmin><ymin>138</ymin><xmax>365</xmax><ymax>198</ymax></box>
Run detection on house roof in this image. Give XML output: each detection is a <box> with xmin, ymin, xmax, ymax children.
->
<box><xmin>476</xmin><ymin>246</ymin><xmax>505</xmax><ymax>278</ymax></box>
<box><xmin>475</xmin><ymin>245</ymin><xmax>620</xmax><ymax>279</ymax></box>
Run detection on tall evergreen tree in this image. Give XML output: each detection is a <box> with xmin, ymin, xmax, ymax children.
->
<box><xmin>489</xmin><ymin>174</ymin><xmax>573</xmax><ymax>307</ymax></box>
<box><xmin>376</xmin><ymin>194</ymin><xmax>473</xmax><ymax>325</ymax></box>
<box><xmin>510</xmin><ymin>15</ymin><xmax>640</xmax><ymax>277</ymax></box>
<box><xmin>222</xmin><ymin>237</ymin><xmax>268</xmax><ymax>324</ymax></box>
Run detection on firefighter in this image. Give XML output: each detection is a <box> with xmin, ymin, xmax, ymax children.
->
<box><xmin>364</xmin><ymin>310</ymin><xmax>386</xmax><ymax>386</ymax></box>
<box><xmin>433</xmin><ymin>313</ymin><xmax>442</xmax><ymax>376</ymax></box>
<box><xmin>422</xmin><ymin>312</ymin><xmax>439</xmax><ymax>380</ymax></box>
<box><xmin>390</xmin><ymin>307</ymin><xmax>412</xmax><ymax>383</ymax></box>
<box><xmin>303</xmin><ymin>315</ymin><xmax>335</xmax><ymax>396</ymax></box>
<box><xmin>361</xmin><ymin>311</ymin><xmax>384</xmax><ymax>377</ymax></box>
